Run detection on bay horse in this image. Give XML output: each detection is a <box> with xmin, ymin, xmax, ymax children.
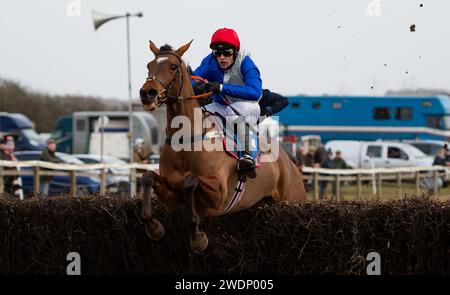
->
<box><xmin>139</xmin><ymin>40</ymin><xmax>306</xmax><ymax>254</ymax></box>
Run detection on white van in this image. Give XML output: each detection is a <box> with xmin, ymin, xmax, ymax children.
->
<box><xmin>402</xmin><ymin>139</ymin><xmax>447</xmax><ymax>157</ymax></box>
<box><xmin>325</xmin><ymin>140</ymin><xmax>433</xmax><ymax>169</ymax></box>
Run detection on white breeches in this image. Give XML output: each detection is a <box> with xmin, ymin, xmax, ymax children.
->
<box><xmin>203</xmin><ymin>101</ymin><xmax>261</xmax><ymax>126</ymax></box>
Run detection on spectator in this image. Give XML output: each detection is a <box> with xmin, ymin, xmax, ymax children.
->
<box><xmin>304</xmin><ymin>146</ymin><xmax>315</xmax><ymax>168</ymax></box>
<box><xmin>387</xmin><ymin>147</ymin><xmax>401</xmax><ymax>159</ymax></box>
<box><xmin>314</xmin><ymin>144</ymin><xmax>327</xmax><ymax>167</ymax></box>
<box><xmin>133</xmin><ymin>138</ymin><xmax>151</xmax><ymax>164</ymax></box>
<box><xmin>427</xmin><ymin>148</ymin><xmax>448</xmax><ymax>194</ymax></box>
<box><xmin>40</xmin><ymin>139</ymin><xmax>59</xmax><ymax>196</ymax></box>
<box><xmin>444</xmin><ymin>144</ymin><xmax>450</xmax><ymax>162</ymax></box>
<box><xmin>0</xmin><ymin>135</ymin><xmax>21</xmax><ymax>197</ymax></box>
<box><xmin>432</xmin><ymin>147</ymin><xmax>449</xmax><ymax>167</ymax></box>
<box><xmin>319</xmin><ymin>149</ymin><xmax>334</xmax><ymax>199</ymax></box>
<box><xmin>295</xmin><ymin>146</ymin><xmax>305</xmax><ymax>173</ymax></box>
<box><xmin>302</xmin><ymin>146</ymin><xmax>316</xmax><ymax>192</ymax></box>
<box><xmin>332</xmin><ymin>150</ymin><xmax>350</xmax><ymax>169</ymax></box>
<box><xmin>443</xmin><ymin>144</ymin><xmax>450</xmax><ymax>187</ymax></box>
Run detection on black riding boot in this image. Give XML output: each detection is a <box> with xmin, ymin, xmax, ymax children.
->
<box><xmin>235</xmin><ymin>119</ymin><xmax>256</xmax><ymax>178</ymax></box>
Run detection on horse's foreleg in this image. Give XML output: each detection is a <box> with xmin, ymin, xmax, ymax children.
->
<box><xmin>141</xmin><ymin>170</ymin><xmax>165</xmax><ymax>240</ymax></box>
<box><xmin>183</xmin><ymin>175</ymin><xmax>208</xmax><ymax>254</ymax></box>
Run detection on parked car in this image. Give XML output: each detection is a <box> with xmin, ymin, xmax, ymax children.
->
<box><xmin>73</xmin><ymin>154</ymin><xmax>130</xmax><ymax>196</ymax></box>
<box><xmin>403</xmin><ymin>139</ymin><xmax>447</xmax><ymax>157</ymax></box>
<box><xmin>14</xmin><ymin>151</ymin><xmax>100</xmax><ymax>196</ymax></box>
<box><xmin>325</xmin><ymin>140</ymin><xmax>433</xmax><ymax>169</ymax></box>
<box><xmin>0</xmin><ymin>112</ymin><xmax>45</xmax><ymax>151</ymax></box>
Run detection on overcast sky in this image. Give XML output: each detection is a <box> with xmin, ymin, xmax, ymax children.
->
<box><xmin>1</xmin><ymin>0</ymin><xmax>449</xmax><ymax>103</ymax></box>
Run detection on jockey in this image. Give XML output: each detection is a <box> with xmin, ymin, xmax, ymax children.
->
<box><xmin>193</xmin><ymin>28</ymin><xmax>262</xmax><ymax>178</ymax></box>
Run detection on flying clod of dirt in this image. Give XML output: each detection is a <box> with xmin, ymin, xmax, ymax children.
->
<box><xmin>410</xmin><ymin>24</ymin><xmax>416</xmax><ymax>32</ymax></box>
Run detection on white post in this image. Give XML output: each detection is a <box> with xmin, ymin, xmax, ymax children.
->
<box><xmin>371</xmin><ymin>158</ymin><xmax>376</xmax><ymax>197</ymax></box>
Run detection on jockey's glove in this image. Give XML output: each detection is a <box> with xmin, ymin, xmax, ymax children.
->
<box><xmin>193</xmin><ymin>82</ymin><xmax>206</xmax><ymax>95</ymax></box>
<box><xmin>205</xmin><ymin>81</ymin><xmax>221</xmax><ymax>93</ymax></box>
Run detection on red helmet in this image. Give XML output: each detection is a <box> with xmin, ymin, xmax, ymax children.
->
<box><xmin>210</xmin><ymin>28</ymin><xmax>240</xmax><ymax>51</ymax></box>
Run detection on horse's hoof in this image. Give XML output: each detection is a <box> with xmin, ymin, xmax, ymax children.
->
<box><xmin>144</xmin><ymin>218</ymin><xmax>165</xmax><ymax>241</ymax></box>
<box><xmin>191</xmin><ymin>231</ymin><xmax>209</xmax><ymax>254</ymax></box>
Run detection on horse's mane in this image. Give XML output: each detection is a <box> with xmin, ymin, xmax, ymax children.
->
<box><xmin>159</xmin><ymin>44</ymin><xmax>174</xmax><ymax>52</ymax></box>
<box><xmin>159</xmin><ymin>44</ymin><xmax>192</xmax><ymax>73</ymax></box>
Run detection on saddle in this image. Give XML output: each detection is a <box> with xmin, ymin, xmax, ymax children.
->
<box><xmin>163</xmin><ymin>110</ymin><xmax>262</xmax><ymax>169</ymax></box>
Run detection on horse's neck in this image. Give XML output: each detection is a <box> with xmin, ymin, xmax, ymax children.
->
<box><xmin>166</xmin><ymin>68</ymin><xmax>200</xmax><ymax>138</ymax></box>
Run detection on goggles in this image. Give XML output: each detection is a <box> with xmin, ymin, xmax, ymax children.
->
<box><xmin>213</xmin><ymin>49</ymin><xmax>234</xmax><ymax>57</ymax></box>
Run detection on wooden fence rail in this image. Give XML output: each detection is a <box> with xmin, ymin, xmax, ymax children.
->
<box><xmin>1</xmin><ymin>160</ymin><xmax>449</xmax><ymax>200</ymax></box>
<box><xmin>301</xmin><ymin>166</ymin><xmax>449</xmax><ymax>200</ymax></box>
<box><xmin>0</xmin><ymin>160</ymin><xmax>158</xmax><ymax>197</ymax></box>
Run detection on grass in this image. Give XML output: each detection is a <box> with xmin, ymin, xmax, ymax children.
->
<box><xmin>306</xmin><ymin>180</ymin><xmax>450</xmax><ymax>201</ymax></box>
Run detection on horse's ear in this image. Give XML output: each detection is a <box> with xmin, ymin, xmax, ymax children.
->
<box><xmin>176</xmin><ymin>39</ymin><xmax>193</xmax><ymax>57</ymax></box>
<box><xmin>149</xmin><ymin>40</ymin><xmax>160</xmax><ymax>56</ymax></box>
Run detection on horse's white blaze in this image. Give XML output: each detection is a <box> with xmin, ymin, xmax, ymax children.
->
<box><xmin>156</xmin><ymin>57</ymin><xmax>168</xmax><ymax>64</ymax></box>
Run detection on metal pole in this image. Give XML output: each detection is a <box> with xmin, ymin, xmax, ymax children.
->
<box><xmin>100</xmin><ymin>116</ymin><xmax>104</xmax><ymax>163</ymax></box>
<box><xmin>126</xmin><ymin>13</ymin><xmax>136</xmax><ymax>195</ymax></box>
<box><xmin>93</xmin><ymin>10</ymin><xmax>142</xmax><ymax>195</ymax></box>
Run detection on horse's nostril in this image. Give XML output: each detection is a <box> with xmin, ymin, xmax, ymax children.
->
<box><xmin>140</xmin><ymin>88</ymin><xmax>158</xmax><ymax>104</ymax></box>
<box><xmin>147</xmin><ymin>89</ymin><xmax>158</xmax><ymax>99</ymax></box>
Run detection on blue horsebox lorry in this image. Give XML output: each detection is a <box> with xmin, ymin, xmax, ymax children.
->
<box><xmin>278</xmin><ymin>95</ymin><xmax>450</xmax><ymax>143</ymax></box>
<box><xmin>51</xmin><ymin>111</ymin><xmax>161</xmax><ymax>160</ymax></box>
<box><xmin>0</xmin><ymin>112</ymin><xmax>45</xmax><ymax>151</ymax></box>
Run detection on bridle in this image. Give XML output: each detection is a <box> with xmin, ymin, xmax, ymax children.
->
<box><xmin>144</xmin><ymin>51</ymin><xmax>212</xmax><ymax>109</ymax></box>
<box><xmin>145</xmin><ymin>51</ymin><xmax>185</xmax><ymax>107</ymax></box>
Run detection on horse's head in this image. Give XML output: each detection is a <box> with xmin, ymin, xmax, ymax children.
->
<box><xmin>140</xmin><ymin>40</ymin><xmax>193</xmax><ymax>111</ymax></box>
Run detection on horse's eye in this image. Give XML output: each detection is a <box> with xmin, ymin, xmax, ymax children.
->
<box><xmin>170</xmin><ymin>64</ymin><xmax>178</xmax><ymax>71</ymax></box>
